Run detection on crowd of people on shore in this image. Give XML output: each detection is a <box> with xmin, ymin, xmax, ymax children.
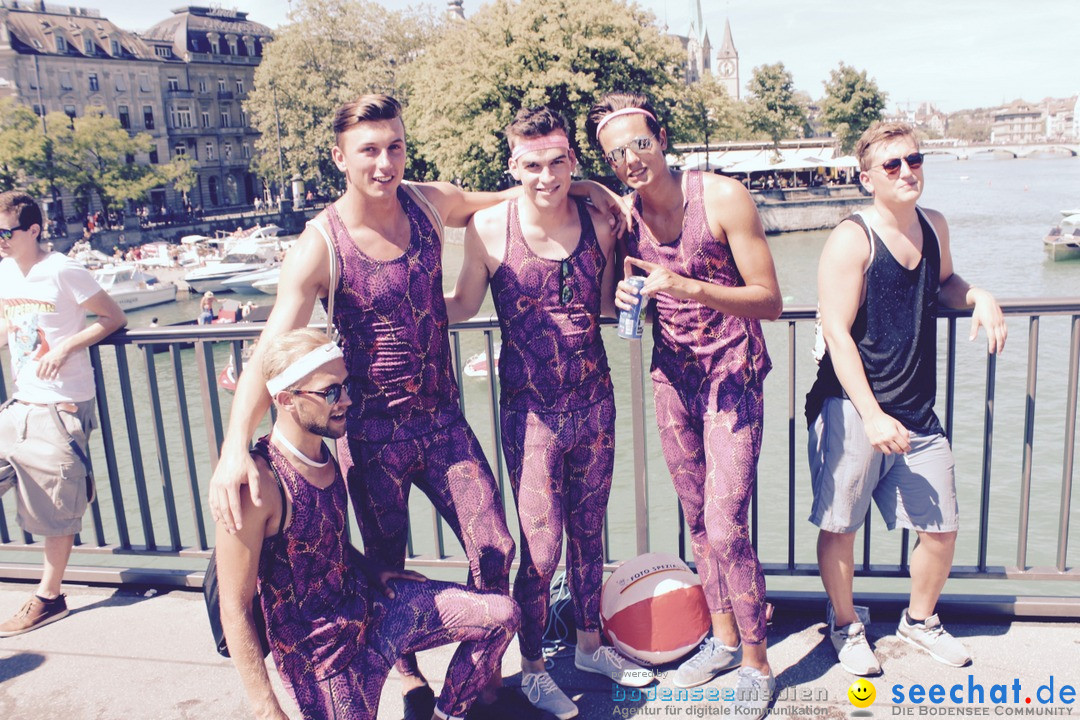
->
<box><xmin>0</xmin><ymin>89</ymin><xmax>1006</xmax><ymax>720</ymax></box>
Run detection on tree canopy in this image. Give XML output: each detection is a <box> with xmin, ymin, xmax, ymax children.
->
<box><xmin>745</xmin><ymin>62</ymin><xmax>807</xmax><ymax>151</ymax></box>
<box><xmin>403</xmin><ymin>0</ymin><xmax>685</xmax><ymax>189</ymax></box>
<box><xmin>819</xmin><ymin>63</ymin><xmax>888</xmax><ymax>154</ymax></box>
<box><xmin>670</xmin><ymin>75</ymin><xmax>745</xmax><ymax>160</ymax></box>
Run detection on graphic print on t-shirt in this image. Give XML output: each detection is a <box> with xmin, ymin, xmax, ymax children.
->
<box><xmin>3</xmin><ymin>298</ymin><xmax>53</xmax><ymax>375</ymax></box>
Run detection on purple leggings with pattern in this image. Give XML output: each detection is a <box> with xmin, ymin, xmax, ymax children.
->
<box><xmin>654</xmin><ymin>377</ymin><xmax>768</xmax><ymax>645</ymax></box>
<box><xmin>287</xmin><ymin>579</ymin><xmax>519</xmax><ymax>720</ymax></box>
<box><xmin>501</xmin><ymin>394</ymin><xmax>615</xmax><ymax>661</ymax></box>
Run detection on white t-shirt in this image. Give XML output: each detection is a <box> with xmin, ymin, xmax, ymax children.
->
<box><xmin>0</xmin><ymin>252</ymin><xmax>104</xmax><ymax>403</ymax></box>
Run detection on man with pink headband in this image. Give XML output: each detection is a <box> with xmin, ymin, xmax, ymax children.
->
<box><xmin>588</xmin><ymin>92</ymin><xmax>783</xmax><ymax>720</ymax></box>
<box><xmin>446</xmin><ymin>105</ymin><xmax>649</xmax><ymax>719</ymax></box>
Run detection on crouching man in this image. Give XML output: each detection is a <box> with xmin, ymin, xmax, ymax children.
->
<box><xmin>216</xmin><ymin>328</ymin><xmax>520</xmax><ymax>720</ymax></box>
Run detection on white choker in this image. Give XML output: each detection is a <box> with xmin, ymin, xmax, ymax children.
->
<box><xmin>272</xmin><ymin>429</ymin><xmax>329</xmax><ymax>468</ymax></box>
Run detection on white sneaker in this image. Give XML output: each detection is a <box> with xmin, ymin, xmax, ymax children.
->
<box><xmin>521</xmin><ymin>671</ymin><xmax>578</xmax><ymax>719</ymax></box>
<box><xmin>574</xmin><ymin>645</ymin><xmax>653</xmax><ymax>687</ymax></box>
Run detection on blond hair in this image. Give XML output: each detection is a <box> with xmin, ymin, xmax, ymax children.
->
<box><xmin>261</xmin><ymin>328</ymin><xmax>336</xmax><ymax>391</ymax></box>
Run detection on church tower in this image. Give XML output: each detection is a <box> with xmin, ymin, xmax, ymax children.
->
<box><xmin>716</xmin><ymin>18</ymin><xmax>739</xmax><ymax>99</ymax></box>
<box><xmin>685</xmin><ymin>0</ymin><xmax>711</xmax><ymax>83</ymax></box>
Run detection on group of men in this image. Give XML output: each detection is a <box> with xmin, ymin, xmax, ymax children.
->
<box><xmin>0</xmin><ymin>89</ymin><xmax>1005</xmax><ymax>720</ymax></box>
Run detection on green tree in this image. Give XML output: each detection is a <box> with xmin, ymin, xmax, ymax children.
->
<box><xmin>819</xmin><ymin>63</ymin><xmax>888</xmax><ymax>154</ymax></box>
<box><xmin>245</xmin><ymin>0</ymin><xmax>437</xmax><ymax>197</ymax></box>
<box><xmin>671</xmin><ymin>75</ymin><xmax>742</xmax><ymax>166</ymax></box>
<box><xmin>0</xmin><ymin>98</ymin><xmax>46</xmax><ymax>192</ymax></box>
<box><xmin>745</xmin><ymin>62</ymin><xmax>807</xmax><ymax>151</ymax></box>
<box><xmin>403</xmin><ymin>0</ymin><xmax>686</xmax><ymax>189</ymax></box>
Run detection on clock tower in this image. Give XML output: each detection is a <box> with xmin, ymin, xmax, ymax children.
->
<box><xmin>716</xmin><ymin>18</ymin><xmax>739</xmax><ymax>100</ymax></box>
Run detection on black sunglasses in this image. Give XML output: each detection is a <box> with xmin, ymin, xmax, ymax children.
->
<box><xmin>0</xmin><ymin>225</ymin><xmax>28</xmax><ymax>241</ymax></box>
<box><xmin>559</xmin><ymin>258</ymin><xmax>574</xmax><ymax>305</ymax></box>
<box><xmin>875</xmin><ymin>152</ymin><xmax>924</xmax><ymax>175</ymax></box>
<box><xmin>291</xmin><ymin>381</ymin><xmax>347</xmax><ymax>405</ymax></box>
<box><xmin>604</xmin><ymin>136</ymin><xmax>654</xmax><ymax>167</ymax></box>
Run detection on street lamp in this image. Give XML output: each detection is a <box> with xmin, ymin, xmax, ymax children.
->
<box><xmin>272</xmin><ymin>82</ymin><xmax>286</xmax><ymax>209</ymax></box>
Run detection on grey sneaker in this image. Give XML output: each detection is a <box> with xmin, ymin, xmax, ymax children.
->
<box><xmin>521</xmin><ymin>671</ymin><xmax>578</xmax><ymax>720</ymax></box>
<box><xmin>830</xmin><ymin>621</ymin><xmax>881</xmax><ymax>676</ymax></box>
<box><xmin>897</xmin><ymin>610</ymin><xmax>972</xmax><ymax>667</ymax></box>
<box><xmin>733</xmin><ymin>666</ymin><xmax>776</xmax><ymax>720</ymax></box>
<box><xmin>826</xmin><ymin>599</ymin><xmax>871</xmax><ymax>628</ymax></box>
<box><xmin>672</xmin><ymin>637</ymin><xmax>742</xmax><ymax>688</ymax></box>
<box><xmin>574</xmin><ymin>645</ymin><xmax>652</xmax><ymax>687</ymax></box>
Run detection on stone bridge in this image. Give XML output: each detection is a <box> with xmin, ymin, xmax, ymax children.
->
<box><xmin>921</xmin><ymin>142</ymin><xmax>1080</xmax><ymax>159</ymax></box>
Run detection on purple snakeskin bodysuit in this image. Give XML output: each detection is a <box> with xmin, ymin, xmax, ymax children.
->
<box><xmin>625</xmin><ymin>170</ymin><xmax>771</xmax><ymax>645</ymax></box>
<box><xmin>489</xmin><ymin>197</ymin><xmax>615</xmax><ymax>660</ymax></box>
<box><xmin>256</xmin><ymin>436</ymin><xmax>519</xmax><ymax>720</ymax></box>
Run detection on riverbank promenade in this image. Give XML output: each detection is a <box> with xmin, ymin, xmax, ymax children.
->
<box><xmin>1</xmin><ymin>581</ymin><xmax>1076</xmax><ymax>719</ymax></box>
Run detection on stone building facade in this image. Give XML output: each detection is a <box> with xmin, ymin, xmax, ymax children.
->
<box><xmin>0</xmin><ymin>1</ymin><xmax>271</xmax><ymax>218</ymax></box>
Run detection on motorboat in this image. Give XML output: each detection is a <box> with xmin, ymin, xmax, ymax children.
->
<box><xmin>463</xmin><ymin>342</ymin><xmax>501</xmax><ymax>378</ymax></box>
<box><xmin>183</xmin><ymin>240</ymin><xmax>279</xmax><ymax>294</ymax></box>
<box><xmin>93</xmin><ymin>265</ymin><xmax>177</xmax><ymax>311</ymax></box>
<box><xmin>251</xmin><ymin>268</ymin><xmax>281</xmax><ymax>295</ymax></box>
<box><xmin>1044</xmin><ymin>214</ymin><xmax>1080</xmax><ymax>262</ymax></box>
<box><xmin>220</xmin><ymin>265</ymin><xmax>280</xmax><ymax>293</ymax></box>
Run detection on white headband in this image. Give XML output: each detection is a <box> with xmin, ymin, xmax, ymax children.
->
<box><xmin>266</xmin><ymin>343</ymin><xmax>344</xmax><ymax>396</ymax></box>
<box><xmin>594</xmin><ymin>108</ymin><xmax>657</xmax><ymax>138</ymax></box>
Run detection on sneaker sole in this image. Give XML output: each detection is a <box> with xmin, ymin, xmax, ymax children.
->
<box><xmin>671</xmin><ymin>660</ymin><xmax>742</xmax><ymax>688</ymax></box>
<box><xmin>897</xmin><ymin>630</ymin><xmax>971</xmax><ymax>667</ymax></box>
<box><xmin>838</xmin><ymin>659</ymin><xmax>882</xmax><ymax>677</ymax></box>
<box><xmin>0</xmin><ymin>607</ymin><xmax>70</xmax><ymax>638</ymax></box>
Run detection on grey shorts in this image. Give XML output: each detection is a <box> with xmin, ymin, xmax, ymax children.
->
<box><xmin>807</xmin><ymin>397</ymin><xmax>958</xmax><ymax>534</ymax></box>
<box><xmin>0</xmin><ymin>399</ymin><xmax>97</xmax><ymax>537</ymax></box>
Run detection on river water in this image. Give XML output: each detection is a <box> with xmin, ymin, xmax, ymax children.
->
<box><xmin>3</xmin><ymin>155</ymin><xmax>1077</xmax><ymax>598</ymax></box>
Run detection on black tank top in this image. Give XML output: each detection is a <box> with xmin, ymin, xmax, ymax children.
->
<box><xmin>806</xmin><ymin>209</ymin><xmax>943</xmax><ymax>435</ymax></box>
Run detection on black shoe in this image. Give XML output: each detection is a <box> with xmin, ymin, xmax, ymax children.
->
<box><xmin>466</xmin><ymin>687</ymin><xmax>558</xmax><ymax>720</ymax></box>
<box><xmin>403</xmin><ymin>685</ymin><xmax>436</xmax><ymax>720</ymax></box>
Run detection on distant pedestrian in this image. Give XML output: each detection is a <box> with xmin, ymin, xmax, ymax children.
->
<box><xmin>198</xmin><ymin>291</ymin><xmax>216</xmax><ymax>325</ymax></box>
<box><xmin>149</xmin><ymin>317</ymin><xmax>159</xmax><ymax>327</ymax></box>
<box><xmin>0</xmin><ymin>191</ymin><xmax>127</xmax><ymax>637</ymax></box>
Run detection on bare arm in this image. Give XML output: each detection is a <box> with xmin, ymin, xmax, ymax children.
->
<box><xmin>587</xmin><ymin>203</ymin><xmax>619</xmax><ymax>319</ymax></box>
<box><xmin>36</xmin><ymin>290</ymin><xmax>127</xmax><ymax>381</ymax></box>
<box><xmin>926</xmin><ymin>208</ymin><xmax>1007</xmax><ymax>353</ymax></box>
<box><xmin>818</xmin><ymin>220</ymin><xmax>910</xmax><ymax>455</ymax></box>
<box><xmin>216</xmin><ymin>464</ymin><xmax>287</xmax><ymax>720</ymax></box>
<box><xmin>413</xmin><ymin>181</ymin><xmax>519</xmax><ymax>229</ymax></box>
<box><xmin>208</xmin><ymin>226</ymin><xmax>328</xmax><ymax>532</ymax></box>
<box><xmin>444</xmin><ymin>208</ymin><xmax>499</xmax><ymax>324</ymax></box>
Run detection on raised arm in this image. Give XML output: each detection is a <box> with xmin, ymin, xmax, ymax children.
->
<box><xmin>208</xmin><ymin>225</ymin><xmax>328</xmax><ymax>532</ymax></box>
<box><xmin>216</xmin><ymin>461</ymin><xmax>287</xmax><ymax>720</ymax></box>
<box><xmin>818</xmin><ymin>220</ymin><xmax>910</xmax><ymax>455</ymax></box>
<box><xmin>926</xmin><ymin>208</ymin><xmax>1007</xmax><ymax>354</ymax></box>
<box><xmin>444</xmin><ymin>207</ymin><xmax>500</xmax><ymax>324</ymax></box>
<box><xmin>36</xmin><ymin>285</ymin><xmax>127</xmax><ymax>381</ymax></box>
<box><xmin>413</xmin><ymin>181</ymin><xmax>519</xmax><ymax>229</ymax></box>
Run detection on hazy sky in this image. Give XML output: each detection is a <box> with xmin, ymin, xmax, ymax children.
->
<box><xmin>86</xmin><ymin>0</ymin><xmax>1076</xmax><ymax>113</ymax></box>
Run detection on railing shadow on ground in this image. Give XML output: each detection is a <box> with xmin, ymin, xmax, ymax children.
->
<box><xmin>0</xmin><ymin>300</ymin><xmax>1076</xmax><ymax>615</ymax></box>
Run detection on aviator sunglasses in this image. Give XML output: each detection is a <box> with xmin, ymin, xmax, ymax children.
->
<box><xmin>874</xmin><ymin>152</ymin><xmax>924</xmax><ymax>175</ymax></box>
<box><xmin>0</xmin><ymin>224</ymin><xmax>28</xmax><ymax>241</ymax></box>
<box><xmin>604</xmin><ymin>136</ymin><xmax>654</xmax><ymax>167</ymax></box>
<box><xmin>291</xmin><ymin>381</ymin><xmax>348</xmax><ymax>405</ymax></box>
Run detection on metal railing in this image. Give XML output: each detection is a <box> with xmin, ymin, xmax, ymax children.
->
<box><xmin>0</xmin><ymin>300</ymin><xmax>1076</xmax><ymax>606</ymax></box>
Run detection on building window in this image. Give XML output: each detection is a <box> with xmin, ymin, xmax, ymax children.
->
<box><xmin>176</xmin><ymin>107</ymin><xmax>192</xmax><ymax>129</ymax></box>
<box><xmin>228</xmin><ymin>40</ymin><xmax>237</xmax><ymax>56</ymax></box>
<box><xmin>198</xmin><ymin>79</ymin><xmax>207</xmax><ymax>94</ymax></box>
<box><xmin>167</xmin><ymin>77</ymin><xmax>180</xmax><ymax>91</ymax></box>
<box><xmin>155</xmin><ymin>46</ymin><xmax>173</xmax><ymax>58</ymax></box>
<box><xmin>174</xmin><ymin>144</ymin><xmax>186</xmax><ymax>158</ymax></box>
<box><xmin>241</xmin><ymin>143</ymin><xmax>250</xmax><ymax>159</ymax></box>
<box><xmin>149</xmin><ymin>148</ymin><xmax>159</xmax><ymax>164</ymax></box>
<box><xmin>235</xmin><ymin>79</ymin><xmax>244</xmax><ymax>95</ymax></box>
<box><xmin>55</xmin><ymin>35</ymin><xmax>67</xmax><ymax>54</ymax></box>
<box><xmin>32</xmin><ymin>104</ymin><xmax>43</xmax><ymax>117</ymax></box>
<box><xmin>201</xmin><ymin>111</ymin><xmax>211</xmax><ymax>128</ymax></box>
<box><xmin>118</xmin><ymin>105</ymin><xmax>130</xmax><ymax>129</ymax></box>
<box><xmin>125</xmin><ymin>153</ymin><xmax>134</xmax><ymax>165</ymax></box>
<box><xmin>218</xmin><ymin>77</ymin><xmax>226</xmax><ymax>93</ymax></box>
<box><xmin>220</xmin><ymin>109</ymin><xmax>231</xmax><ymax>128</ymax></box>
<box><xmin>143</xmin><ymin>105</ymin><xmax>154</xmax><ymax>129</ymax></box>
<box><xmin>115</xmin><ymin>74</ymin><xmax>126</xmax><ymax>92</ymax></box>
<box><xmin>138</xmin><ymin>74</ymin><xmax>150</xmax><ymax>92</ymax></box>
<box><xmin>84</xmin><ymin>36</ymin><xmax>94</xmax><ymax>55</ymax></box>
<box><xmin>224</xmin><ymin>142</ymin><xmax>232</xmax><ymax>160</ymax></box>
<box><xmin>206</xmin><ymin>142</ymin><xmax>215</xmax><ymax>160</ymax></box>
<box><xmin>59</xmin><ymin>72</ymin><xmax>73</xmax><ymax>91</ymax></box>
<box><xmin>111</xmin><ymin>39</ymin><xmax>121</xmax><ymax>56</ymax></box>
<box><xmin>63</xmin><ymin>104</ymin><xmax>76</xmax><ymax>119</ymax></box>
<box><xmin>88</xmin><ymin>73</ymin><xmax>99</xmax><ymax>92</ymax></box>
<box><xmin>239</xmin><ymin>109</ymin><xmax>247</xmax><ymax>127</ymax></box>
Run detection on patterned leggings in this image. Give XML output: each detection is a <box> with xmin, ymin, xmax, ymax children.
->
<box><xmin>501</xmin><ymin>395</ymin><xmax>615</xmax><ymax>661</ymax></box>
<box><xmin>653</xmin><ymin>378</ymin><xmax>768</xmax><ymax>645</ymax></box>
<box><xmin>286</xmin><ymin>579</ymin><xmax>520</xmax><ymax>720</ymax></box>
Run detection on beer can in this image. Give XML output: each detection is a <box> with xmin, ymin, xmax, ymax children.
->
<box><xmin>618</xmin><ymin>276</ymin><xmax>646</xmax><ymax>339</ymax></box>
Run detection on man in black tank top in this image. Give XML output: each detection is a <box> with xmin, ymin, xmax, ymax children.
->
<box><xmin>807</xmin><ymin>122</ymin><xmax>1007</xmax><ymax>676</ymax></box>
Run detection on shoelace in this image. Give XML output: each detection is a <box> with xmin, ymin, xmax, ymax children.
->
<box><xmin>684</xmin><ymin>638</ymin><xmax>720</xmax><ymax>668</ymax></box>
<box><xmin>524</xmin><ymin>673</ymin><xmax>559</xmax><ymax>703</ymax></box>
<box><xmin>592</xmin><ymin>646</ymin><xmax>625</xmax><ymax>669</ymax></box>
<box><xmin>736</xmin><ymin>667</ymin><xmax>771</xmax><ymax>702</ymax></box>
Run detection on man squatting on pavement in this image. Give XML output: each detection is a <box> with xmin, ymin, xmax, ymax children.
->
<box><xmin>445</xmin><ymin>105</ymin><xmax>651</xmax><ymax>720</ymax></box>
<box><xmin>806</xmin><ymin>121</ymin><xmax>1007</xmax><ymax>676</ymax></box>
<box><xmin>208</xmin><ymin>94</ymin><xmax>624</xmax><ymax>714</ymax></box>
<box><xmin>590</xmin><ymin>92</ymin><xmax>783</xmax><ymax>720</ymax></box>
<box><xmin>215</xmin><ymin>328</ymin><xmax>520</xmax><ymax>720</ymax></box>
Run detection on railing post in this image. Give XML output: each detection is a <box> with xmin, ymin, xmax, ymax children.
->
<box><xmin>978</xmin><ymin>351</ymin><xmax>997</xmax><ymax>573</ymax></box>
<box><xmin>629</xmin><ymin>338</ymin><xmax>650</xmax><ymax>555</ymax></box>
<box><xmin>1058</xmin><ymin>315</ymin><xmax>1079</xmax><ymax>572</ymax></box>
<box><xmin>1017</xmin><ymin>316</ymin><xmax>1039</xmax><ymax>569</ymax></box>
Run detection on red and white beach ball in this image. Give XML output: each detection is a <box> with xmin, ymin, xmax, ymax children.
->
<box><xmin>600</xmin><ymin>553</ymin><xmax>710</xmax><ymax>666</ymax></box>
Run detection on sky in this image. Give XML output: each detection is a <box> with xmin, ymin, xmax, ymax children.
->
<box><xmin>84</xmin><ymin>0</ymin><xmax>1077</xmax><ymax>114</ymax></box>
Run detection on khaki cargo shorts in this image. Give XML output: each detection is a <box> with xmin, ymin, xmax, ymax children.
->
<box><xmin>0</xmin><ymin>399</ymin><xmax>97</xmax><ymax>537</ymax></box>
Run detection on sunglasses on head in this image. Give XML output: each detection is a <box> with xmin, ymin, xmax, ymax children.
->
<box><xmin>604</xmin><ymin>136</ymin><xmax>654</xmax><ymax>167</ymax></box>
<box><xmin>291</xmin><ymin>381</ymin><xmax>348</xmax><ymax>405</ymax></box>
<box><xmin>0</xmin><ymin>225</ymin><xmax>28</xmax><ymax>241</ymax></box>
<box><xmin>559</xmin><ymin>258</ymin><xmax>574</xmax><ymax>305</ymax></box>
<box><xmin>875</xmin><ymin>152</ymin><xmax>924</xmax><ymax>175</ymax></box>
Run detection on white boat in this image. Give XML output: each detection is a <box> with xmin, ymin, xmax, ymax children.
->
<box><xmin>1044</xmin><ymin>213</ymin><xmax>1080</xmax><ymax>262</ymax></box>
<box><xmin>463</xmin><ymin>342</ymin><xmax>501</xmax><ymax>378</ymax></box>
<box><xmin>221</xmin><ymin>265</ymin><xmax>281</xmax><ymax>293</ymax></box>
<box><xmin>251</xmin><ymin>269</ymin><xmax>280</xmax><ymax>295</ymax></box>
<box><xmin>93</xmin><ymin>265</ymin><xmax>177</xmax><ymax>310</ymax></box>
<box><xmin>184</xmin><ymin>239</ymin><xmax>279</xmax><ymax>294</ymax></box>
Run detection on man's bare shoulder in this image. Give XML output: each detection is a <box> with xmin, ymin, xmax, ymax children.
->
<box><xmin>701</xmin><ymin>171</ymin><xmax>753</xmax><ymax>202</ymax></box>
<box><xmin>471</xmin><ymin>201</ymin><xmax>510</xmax><ymax>241</ymax></box>
<box><xmin>822</xmin><ymin>218</ymin><xmax>872</xmax><ymax>266</ymax></box>
<box><xmin>918</xmin><ymin>206</ymin><xmax>949</xmax><ymax>234</ymax></box>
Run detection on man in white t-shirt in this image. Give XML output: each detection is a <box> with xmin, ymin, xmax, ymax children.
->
<box><xmin>0</xmin><ymin>191</ymin><xmax>126</xmax><ymax>637</ymax></box>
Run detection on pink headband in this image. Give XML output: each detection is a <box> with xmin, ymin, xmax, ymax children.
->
<box><xmin>594</xmin><ymin>108</ymin><xmax>657</xmax><ymax>138</ymax></box>
<box><xmin>509</xmin><ymin>134</ymin><xmax>570</xmax><ymax>162</ymax></box>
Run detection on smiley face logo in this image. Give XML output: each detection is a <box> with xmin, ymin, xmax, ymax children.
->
<box><xmin>848</xmin><ymin>679</ymin><xmax>876</xmax><ymax>708</ymax></box>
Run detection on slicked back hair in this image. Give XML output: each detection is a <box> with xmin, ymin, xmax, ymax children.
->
<box><xmin>585</xmin><ymin>92</ymin><xmax>662</xmax><ymax>148</ymax></box>
<box><xmin>332</xmin><ymin>94</ymin><xmax>403</xmax><ymax>144</ymax></box>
